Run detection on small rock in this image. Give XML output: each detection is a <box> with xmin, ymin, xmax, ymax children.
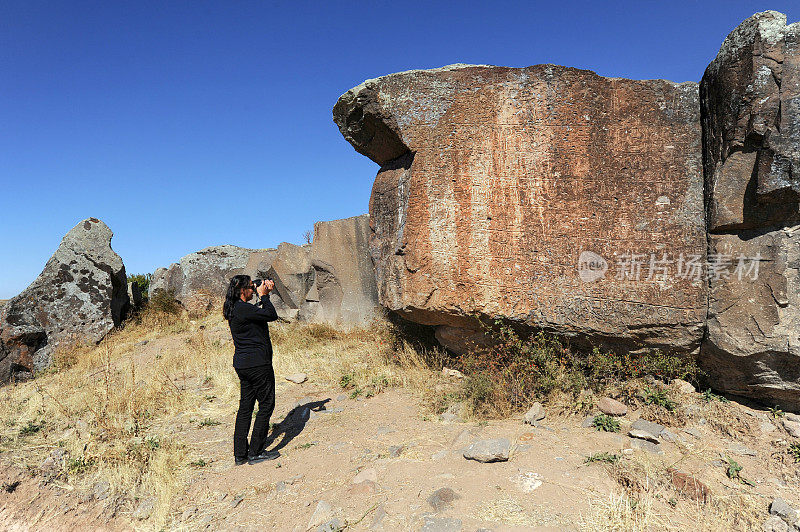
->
<box><xmin>352</xmin><ymin>468</ymin><xmax>378</xmax><ymax>484</ymax></box>
<box><xmin>370</xmin><ymin>505</ymin><xmax>387</xmax><ymax>530</ymax></box>
<box><xmin>764</xmin><ymin>515</ymin><xmax>790</xmax><ymax>532</ymax></box>
<box><xmin>629</xmin><ymin>438</ymin><xmax>663</xmax><ymax>454</ymax></box>
<box><xmin>336</xmin><ymin>394</ymin><xmax>347</xmax><ymax>401</ymax></box>
<box><xmin>631</xmin><ymin>419</ymin><xmax>665</xmax><ymax>438</ymax></box>
<box><xmin>660</xmin><ymin>429</ymin><xmax>682</xmax><ymax>443</ymax></box>
<box><xmin>135</xmin><ymin>340</ymin><xmax>148</xmax><ymax>347</ymax></box>
<box><xmin>440</xmin><ymin>404</ymin><xmax>463</xmax><ymax>423</ymax></box>
<box><xmin>783</xmin><ymin>419</ymin><xmax>800</xmax><ymax>438</ymax></box>
<box><xmin>728</xmin><ymin>444</ymin><xmax>757</xmax><ymax>457</ymax></box>
<box><xmin>669</xmin><ymin>470</ymin><xmax>711</xmax><ymax>502</ymax></box>
<box><xmin>581</xmin><ymin>416</ymin><xmax>596</xmax><ymax>428</ymax></box>
<box><xmin>463</xmin><ymin>438</ymin><xmax>510</xmax><ymax>463</ymax></box>
<box><xmin>431</xmin><ymin>450</ymin><xmax>448</xmax><ymax>460</ymax></box>
<box><xmin>672</xmin><ymin>379</ymin><xmax>696</xmax><ymax>394</ymax></box>
<box><xmin>427</xmin><ymin>487</ymin><xmax>460</xmax><ymax>512</ymax></box>
<box><xmin>420</xmin><ymin>516</ymin><xmax>463</xmax><ymax>532</ymax></box>
<box><xmin>93</xmin><ymin>481</ymin><xmax>110</xmax><ymax>501</ymax></box>
<box><xmin>308</xmin><ymin>500</ymin><xmax>335</xmax><ymax>530</ymax></box>
<box><xmin>683</xmin><ymin>427</ymin><xmax>703</xmax><ymax>439</ymax></box>
<box><xmin>523</xmin><ymin>402</ymin><xmax>546</xmax><ymax>424</ymax></box>
<box><xmin>214</xmin><ymin>491</ymin><xmax>227</xmax><ymax>502</ymax></box>
<box><xmin>132</xmin><ymin>497</ymin><xmax>155</xmax><ymax>520</ymax></box>
<box><xmin>388</xmin><ymin>445</ymin><xmax>404</xmax><ymax>458</ymax></box>
<box><xmin>597</xmin><ymin>397</ymin><xmax>628</xmax><ymax>416</ymax></box>
<box><xmin>441</xmin><ymin>367</ymin><xmax>465</xmax><ymax>379</ymax></box>
<box><xmin>285</xmin><ymin>373</ymin><xmax>308</xmax><ymax>384</ymax></box>
<box><xmin>760</xmin><ymin>421</ymin><xmax>777</xmax><ymax>433</ymax></box>
<box><xmin>230</xmin><ymin>494</ymin><xmax>244</xmax><ymax>508</ymax></box>
<box><xmin>275</xmin><ymin>481</ymin><xmax>287</xmax><ymax>492</ymax></box>
<box><xmin>317</xmin><ymin>518</ymin><xmax>342</xmax><ymax>532</ymax></box>
<box><xmin>770</xmin><ymin>498</ymin><xmax>798</xmax><ymax>524</ymax></box>
<box><xmin>629</xmin><ymin>429</ymin><xmax>660</xmax><ymax>443</ymax></box>
<box><xmin>349</xmin><ymin>480</ymin><xmax>378</xmax><ymax>495</ymax></box>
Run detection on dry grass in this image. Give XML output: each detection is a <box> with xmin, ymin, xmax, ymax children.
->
<box><xmin>0</xmin><ymin>306</ymin><xmax>439</xmax><ymax>528</ymax></box>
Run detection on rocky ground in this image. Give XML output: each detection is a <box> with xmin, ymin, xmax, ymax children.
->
<box><xmin>2</xmin><ymin>317</ymin><xmax>800</xmax><ymax>531</ymax></box>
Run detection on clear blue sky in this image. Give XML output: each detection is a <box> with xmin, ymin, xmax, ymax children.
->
<box><xmin>1</xmin><ymin>1</ymin><xmax>796</xmax><ymax>299</ymax></box>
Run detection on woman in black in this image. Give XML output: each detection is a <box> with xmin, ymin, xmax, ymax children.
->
<box><xmin>222</xmin><ymin>274</ymin><xmax>280</xmax><ymax>465</ymax></box>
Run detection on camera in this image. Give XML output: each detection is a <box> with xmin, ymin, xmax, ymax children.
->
<box><xmin>252</xmin><ymin>277</ymin><xmax>273</xmax><ymax>290</ymax></box>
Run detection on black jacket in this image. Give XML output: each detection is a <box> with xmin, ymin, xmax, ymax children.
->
<box><xmin>228</xmin><ymin>296</ymin><xmax>278</xmax><ymax>368</ymax></box>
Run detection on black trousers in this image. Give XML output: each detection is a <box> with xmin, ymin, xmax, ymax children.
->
<box><xmin>233</xmin><ymin>364</ymin><xmax>275</xmax><ymax>460</ymax></box>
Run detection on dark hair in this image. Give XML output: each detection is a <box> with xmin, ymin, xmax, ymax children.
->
<box><xmin>223</xmin><ymin>274</ymin><xmax>251</xmax><ymax>321</ymax></box>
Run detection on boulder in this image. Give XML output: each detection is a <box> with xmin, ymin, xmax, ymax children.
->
<box><xmin>597</xmin><ymin>397</ymin><xmax>628</xmax><ymax>416</ymax></box>
<box><xmin>334</xmin><ymin>64</ymin><xmax>706</xmax><ymax>356</ymax></box>
<box><xmin>700</xmin><ymin>11</ymin><xmax>800</xmax><ymax>409</ymax></box>
<box><xmin>0</xmin><ymin>218</ymin><xmax>129</xmax><ymax>382</ymax></box>
<box><xmin>151</xmin><ymin>216</ymin><xmax>379</xmax><ymax>325</ymax></box>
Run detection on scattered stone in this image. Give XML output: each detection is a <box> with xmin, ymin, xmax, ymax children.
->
<box><xmin>93</xmin><ymin>481</ymin><xmax>110</xmax><ymax>501</ymax></box>
<box><xmin>463</xmin><ymin>439</ymin><xmax>510</xmax><ymax>463</ymax></box>
<box><xmin>308</xmin><ymin>500</ymin><xmax>335</xmax><ymax>530</ymax></box>
<box><xmin>669</xmin><ymin>470</ymin><xmax>711</xmax><ymax>502</ymax></box>
<box><xmin>597</xmin><ymin>397</ymin><xmax>628</xmax><ymax>416</ymax></box>
<box><xmin>786</xmin><ymin>413</ymin><xmax>800</xmax><ymax>423</ymax></box>
<box><xmin>581</xmin><ymin>416</ymin><xmax>596</xmax><ymax>428</ymax></box>
<box><xmin>672</xmin><ymin>379</ymin><xmax>696</xmax><ymax>394</ymax></box>
<box><xmin>523</xmin><ymin>402</ymin><xmax>546</xmax><ymax>424</ymax></box>
<box><xmin>230</xmin><ymin>494</ymin><xmax>244</xmax><ymax>508</ymax></box>
<box><xmin>370</xmin><ymin>505</ymin><xmax>387</xmax><ymax>530</ymax></box>
<box><xmin>349</xmin><ymin>480</ymin><xmax>378</xmax><ymax>495</ymax></box>
<box><xmin>518</xmin><ymin>432</ymin><xmax>536</xmax><ymax>442</ymax></box>
<box><xmin>516</xmin><ymin>471</ymin><xmax>543</xmax><ymax>492</ymax></box>
<box><xmin>629</xmin><ymin>429</ymin><xmax>660</xmax><ymax>443</ymax></box>
<box><xmin>441</xmin><ymin>367</ymin><xmax>465</xmax><ymax>379</ymax></box>
<box><xmin>317</xmin><ymin>518</ymin><xmax>342</xmax><ymax>532</ymax></box>
<box><xmin>213</xmin><ymin>491</ymin><xmax>227</xmax><ymax>503</ymax></box>
<box><xmin>760</xmin><ymin>421</ymin><xmax>777</xmax><ymax>434</ymax></box>
<box><xmin>431</xmin><ymin>450</ymin><xmax>448</xmax><ymax>461</ymax></box>
<box><xmin>630</xmin><ymin>438</ymin><xmax>663</xmax><ymax>454</ymax></box>
<box><xmin>135</xmin><ymin>340</ymin><xmax>148</xmax><ymax>347</ymax></box>
<box><xmin>285</xmin><ymin>373</ymin><xmax>308</xmax><ymax>384</ymax></box>
<box><xmin>287</xmin><ymin>474</ymin><xmax>304</xmax><ymax>484</ymax></box>
<box><xmin>352</xmin><ymin>468</ymin><xmax>378</xmax><ymax>484</ymax></box>
<box><xmin>388</xmin><ymin>445</ymin><xmax>404</xmax><ymax>458</ymax></box>
<box><xmin>770</xmin><ymin>498</ymin><xmax>798</xmax><ymax>525</ymax></box>
<box><xmin>274</xmin><ymin>481</ymin><xmax>287</xmax><ymax>492</ymax></box>
<box><xmin>336</xmin><ymin>394</ymin><xmax>347</xmax><ymax>401</ymax></box>
<box><xmin>783</xmin><ymin>419</ymin><xmax>800</xmax><ymax>438</ymax></box>
<box><xmin>427</xmin><ymin>487</ymin><xmax>460</xmax><ymax>512</ymax></box>
<box><xmin>132</xmin><ymin>497</ymin><xmax>155</xmax><ymax>520</ymax></box>
<box><xmin>451</xmin><ymin>429</ymin><xmax>474</xmax><ymax>447</ymax></box>
<box><xmin>419</xmin><ymin>516</ymin><xmax>463</xmax><ymax>532</ymax></box>
<box><xmin>764</xmin><ymin>515</ymin><xmax>790</xmax><ymax>532</ymax></box>
<box><xmin>728</xmin><ymin>444</ymin><xmax>757</xmax><ymax>457</ymax></box>
<box><xmin>631</xmin><ymin>419</ymin><xmax>665</xmax><ymax>439</ymax></box>
<box><xmin>683</xmin><ymin>427</ymin><xmax>702</xmax><ymax>439</ymax></box>
<box><xmin>440</xmin><ymin>404</ymin><xmax>463</xmax><ymax>423</ymax></box>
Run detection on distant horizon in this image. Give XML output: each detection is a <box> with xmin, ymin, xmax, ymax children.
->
<box><xmin>1</xmin><ymin>1</ymin><xmax>797</xmax><ymax>299</ymax></box>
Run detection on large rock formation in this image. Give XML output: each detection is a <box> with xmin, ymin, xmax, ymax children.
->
<box><xmin>0</xmin><ymin>218</ymin><xmax>129</xmax><ymax>382</ymax></box>
<box><xmin>334</xmin><ymin>64</ymin><xmax>706</xmax><ymax>355</ymax></box>
<box><xmin>700</xmin><ymin>11</ymin><xmax>800</xmax><ymax>408</ymax></box>
<box><xmin>151</xmin><ymin>215</ymin><xmax>380</xmax><ymax>325</ymax></box>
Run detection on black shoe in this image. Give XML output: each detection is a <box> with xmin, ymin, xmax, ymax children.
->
<box><xmin>248</xmin><ymin>450</ymin><xmax>280</xmax><ymax>464</ymax></box>
<box><xmin>234</xmin><ymin>457</ymin><xmax>248</xmax><ymax>466</ymax></box>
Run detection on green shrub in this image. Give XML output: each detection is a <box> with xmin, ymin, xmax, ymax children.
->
<box><xmin>128</xmin><ymin>273</ymin><xmax>151</xmax><ymax>297</ymax></box>
<box><xmin>642</xmin><ymin>387</ymin><xmax>676</xmax><ymax>411</ymax></box>
<box><xmin>592</xmin><ymin>414</ymin><xmax>621</xmax><ymax>433</ymax></box>
<box><xmin>147</xmin><ymin>289</ymin><xmax>182</xmax><ymax>315</ymax></box>
<box><xmin>585</xmin><ymin>451</ymin><xmax>620</xmax><ymax>464</ymax></box>
<box><xmin>788</xmin><ymin>443</ymin><xmax>800</xmax><ymax>463</ymax></box>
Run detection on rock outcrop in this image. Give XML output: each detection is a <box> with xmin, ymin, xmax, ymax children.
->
<box><xmin>151</xmin><ymin>215</ymin><xmax>380</xmax><ymax>325</ymax></box>
<box><xmin>700</xmin><ymin>11</ymin><xmax>800</xmax><ymax>408</ymax></box>
<box><xmin>0</xmin><ymin>218</ymin><xmax>129</xmax><ymax>382</ymax></box>
<box><xmin>334</xmin><ymin>64</ymin><xmax>706</xmax><ymax>355</ymax></box>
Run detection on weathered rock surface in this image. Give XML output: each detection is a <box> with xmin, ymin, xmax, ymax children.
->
<box><xmin>335</xmin><ymin>63</ymin><xmax>706</xmax><ymax>356</ymax></box>
<box><xmin>0</xmin><ymin>218</ymin><xmax>129</xmax><ymax>382</ymax></box>
<box><xmin>151</xmin><ymin>215</ymin><xmax>379</xmax><ymax>325</ymax></box>
<box><xmin>597</xmin><ymin>397</ymin><xmax>628</xmax><ymax>416</ymax></box>
<box><xmin>700</xmin><ymin>11</ymin><xmax>800</xmax><ymax>409</ymax></box>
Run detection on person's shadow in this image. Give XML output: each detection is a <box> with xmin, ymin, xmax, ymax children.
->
<box><xmin>266</xmin><ymin>398</ymin><xmax>331</xmax><ymax>452</ymax></box>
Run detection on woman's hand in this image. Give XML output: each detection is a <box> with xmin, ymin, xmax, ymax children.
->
<box><xmin>257</xmin><ymin>279</ymin><xmax>274</xmax><ymax>297</ymax></box>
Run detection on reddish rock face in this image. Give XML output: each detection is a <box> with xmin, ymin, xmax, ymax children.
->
<box><xmin>700</xmin><ymin>11</ymin><xmax>800</xmax><ymax>408</ymax></box>
<box><xmin>335</xmin><ymin>64</ymin><xmax>706</xmax><ymax>354</ymax></box>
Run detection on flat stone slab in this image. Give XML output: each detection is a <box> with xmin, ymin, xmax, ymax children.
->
<box><xmin>463</xmin><ymin>438</ymin><xmax>510</xmax><ymax>463</ymax></box>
